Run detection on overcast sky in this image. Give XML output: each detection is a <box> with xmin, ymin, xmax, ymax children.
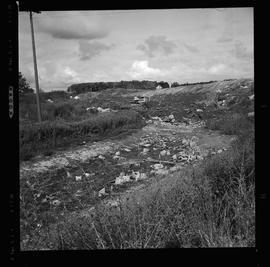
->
<box><xmin>19</xmin><ymin>8</ymin><xmax>254</xmax><ymax>92</ymax></box>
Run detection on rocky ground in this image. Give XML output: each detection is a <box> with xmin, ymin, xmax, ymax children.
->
<box><xmin>20</xmin><ymin>78</ymin><xmax>253</xmax><ymax>247</ymax></box>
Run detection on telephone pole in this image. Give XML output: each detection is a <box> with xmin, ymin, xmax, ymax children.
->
<box><xmin>29</xmin><ymin>10</ymin><xmax>42</xmax><ymax>122</ymax></box>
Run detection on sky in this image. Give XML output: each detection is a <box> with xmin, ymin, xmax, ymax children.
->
<box><xmin>19</xmin><ymin>8</ymin><xmax>254</xmax><ymax>92</ymax></box>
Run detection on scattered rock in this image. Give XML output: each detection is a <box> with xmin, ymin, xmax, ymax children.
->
<box><xmin>52</xmin><ymin>199</ymin><xmax>61</xmax><ymax>206</ymax></box>
<box><xmin>160</xmin><ymin>150</ymin><xmax>167</xmax><ymax>156</ymax></box>
<box><xmin>66</xmin><ymin>171</ymin><xmax>72</xmax><ymax>178</ymax></box>
<box><xmin>139</xmin><ymin>173</ymin><xmax>147</xmax><ymax>180</ymax></box>
<box><xmin>153</xmin><ymin>163</ymin><xmax>164</xmax><ymax>170</ymax></box>
<box><xmin>98</xmin><ymin>188</ymin><xmax>106</xmax><ymax>197</ymax></box>
<box><xmin>142</xmin><ymin>148</ymin><xmax>150</xmax><ymax>154</ymax></box>
<box><xmin>154</xmin><ymin>169</ymin><xmax>169</xmax><ymax>175</ymax></box>
<box><xmin>115</xmin><ymin>173</ymin><xmax>131</xmax><ymax>185</ymax></box>
<box><xmin>131</xmin><ymin>171</ymin><xmax>141</xmax><ymax>180</ymax></box>
<box><xmin>142</xmin><ymin>143</ymin><xmax>151</xmax><ymax>147</ymax></box>
<box><xmin>97</xmin><ymin>107</ymin><xmax>111</xmax><ymax>113</ymax></box>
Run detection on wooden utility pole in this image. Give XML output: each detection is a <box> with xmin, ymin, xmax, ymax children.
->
<box><xmin>29</xmin><ymin>11</ymin><xmax>42</xmax><ymax>122</ymax></box>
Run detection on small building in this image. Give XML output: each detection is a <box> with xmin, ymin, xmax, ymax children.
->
<box><xmin>156</xmin><ymin>85</ymin><xmax>162</xmax><ymax>90</ymax></box>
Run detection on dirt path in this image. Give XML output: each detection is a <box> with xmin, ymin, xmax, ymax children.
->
<box><xmin>20</xmin><ymin>118</ymin><xmax>233</xmax><ymax>180</ymax></box>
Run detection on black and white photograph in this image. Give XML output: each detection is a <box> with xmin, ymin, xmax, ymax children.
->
<box><xmin>17</xmin><ymin>6</ymin><xmax>255</xmax><ymax>251</ymax></box>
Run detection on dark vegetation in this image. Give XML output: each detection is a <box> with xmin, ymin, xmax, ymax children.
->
<box><xmin>67</xmin><ymin>80</ymin><xmax>169</xmax><ymax>95</ymax></box>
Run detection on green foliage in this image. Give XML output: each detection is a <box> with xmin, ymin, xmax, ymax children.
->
<box><xmin>19</xmin><ymin>72</ymin><xmax>34</xmax><ymax>95</ymax></box>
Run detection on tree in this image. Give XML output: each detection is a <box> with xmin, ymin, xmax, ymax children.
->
<box><xmin>19</xmin><ymin>72</ymin><xmax>34</xmax><ymax>94</ymax></box>
<box><xmin>171</xmin><ymin>82</ymin><xmax>180</xmax><ymax>88</ymax></box>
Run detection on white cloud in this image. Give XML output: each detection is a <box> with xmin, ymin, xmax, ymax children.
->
<box><xmin>208</xmin><ymin>64</ymin><xmax>227</xmax><ymax>74</ymax></box>
<box><xmin>127</xmin><ymin>60</ymin><xmax>164</xmax><ymax>79</ymax></box>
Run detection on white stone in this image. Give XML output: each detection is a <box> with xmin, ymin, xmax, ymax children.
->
<box><xmin>166</xmin><ymin>150</ymin><xmax>171</xmax><ymax>155</ymax></box>
<box><xmin>168</xmin><ymin>114</ymin><xmax>175</xmax><ymax>119</ymax></box>
<box><xmin>115</xmin><ymin>151</ymin><xmax>120</xmax><ymax>156</ymax></box>
<box><xmin>131</xmin><ymin>171</ymin><xmax>141</xmax><ymax>180</ymax></box>
<box><xmin>155</xmin><ymin>169</ymin><xmax>169</xmax><ymax>175</ymax></box>
<box><xmin>75</xmin><ymin>175</ymin><xmax>82</xmax><ymax>181</ymax></box>
<box><xmin>85</xmin><ymin>173</ymin><xmax>91</xmax><ymax>177</ymax></box>
<box><xmin>98</xmin><ymin>188</ymin><xmax>106</xmax><ymax>197</ymax></box>
<box><xmin>172</xmin><ymin>154</ymin><xmax>178</xmax><ymax>160</ymax></box>
<box><xmin>196</xmin><ymin>155</ymin><xmax>204</xmax><ymax>160</ymax></box>
<box><xmin>142</xmin><ymin>148</ymin><xmax>149</xmax><ymax>154</ymax></box>
<box><xmin>98</xmin><ymin>155</ymin><xmax>105</xmax><ymax>160</ymax></box>
<box><xmin>160</xmin><ymin>150</ymin><xmax>167</xmax><ymax>156</ymax></box>
<box><xmin>248</xmin><ymin>112</ymin><xmax>254</xmax><ymax>117</ymax></box>
<box><xmin>52</xmin><ymin>200</ymin><xmax>61</xmax><ymax>206</ymax></box>
<box><xmin>124</xmin><ymin>148</ymin><xmax>131</xmax><ymax>152</ymax></box>
<box><xmin>97</xmin><ymin>107</ymin><xmax>110</xmax><ymax>113</ymax></box>
<box><xmin>153</xmin><ymin>163</ymin><xmax>164</xmax><ymax>170</ymax></box>
<box><xmin>217</xmin><ymin>149</ymin><xmax>223</xmax><ymax>154</ymax></box>
<box><xmin>74</xmin><ymin>96</ymin><xmax>80</xmax><ymax>100</ymax></box>
<box><xmin>143</xmin><ymin>143</ymin><xmax>151</xmax><ymax>147</ymax></box>
<box><xmin>196</xmin><ymin>109</ymin><xmax>203</xmax><ymax>112</ymax></box>
<box><xmin>115</xmin><ymin>173</ymin><xmax>131</xmax><ymax>185</ymax></box>
<box><xmin>248</xmin><ymin>94</ymin><xmax>254</xmax><ymax>101</ymax></box>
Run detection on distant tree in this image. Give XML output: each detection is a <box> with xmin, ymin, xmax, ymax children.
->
<box><xmin>158</xmin><ymin>81</ymin><xmax>170</xmax><ymax>88</ymax></box>
<box><xmin>171</xmin><ymin>82</ymin><xmax>180</xmax><ymax>88</ymax></box>
<box><xmin>19</xmin><ymin>72</ymin><xmax>34</xmax><ymax>94</ymax></box>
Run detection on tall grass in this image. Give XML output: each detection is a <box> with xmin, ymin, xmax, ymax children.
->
<box><xmin>20</xmin><ymin>110</ymin><xmax>144</xmax><ymax>161</ymax></box>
